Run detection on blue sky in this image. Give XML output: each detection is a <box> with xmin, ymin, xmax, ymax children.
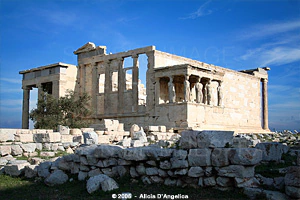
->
<box><xmin>0</xmin><ymin>0</ymin><xmax>299</xmax><ymax>131</ymax></box>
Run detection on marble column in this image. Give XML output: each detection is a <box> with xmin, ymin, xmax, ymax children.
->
<box><xmin>155</xmin><ymin>77</ymin><xmax>160</xmax><ymax>105</ymax></box>
<box><xmin>92</xmin><ymin>62</ymin><xmax>99</xmax><ymax>116</ymax></box>
<box><xmin>117</xmin><ymin>58</ymin><xmax>125</xmax><ymax>114</ymax></box>
<box><xmin>37</xmin><ymin>83</ymin><xmax>43</xmax><ymax>102</ymax></box>
<box><xmin>22</xmin><ymin>86</ymin><xmax>31</xmax><ymax>129</ymax></box>
<box><xmin>184</xmin><ymin>75</ymin><xmax>190</xmax><ymax>102</ymax></box>
<box><xmin>104</xmin><ymin>60</ymin><xmax>111</xmax><ymax>115</ymax></box>
<box><xmin>168</xmin><ymin>76</ymin><xmax>175</xmax><ymax>103</ymax></box>
<box><xmin>262</xmin><ymin>78</ymin><xmax>269</xmax><ymax>130</ymax></box>
<box><xmin>132</xmin><ymin>54</ymin><xmax>139</xmax><ymax>112</ymax></box>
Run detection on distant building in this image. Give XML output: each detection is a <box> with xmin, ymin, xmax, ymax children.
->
<box><xmin>20</xmin><ymin>42</ymin><xmax>270</xmax><ymax>133</ymax></box>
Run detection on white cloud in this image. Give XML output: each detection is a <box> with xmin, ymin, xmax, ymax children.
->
<box><xmin>239</xmin><ymin>18</ymin><xmax>300</xmax><ymax>40</ymax></box>
<box><xmin>180</xmin><ymin>0</ymin><xmax>212</xmax><ymax>19</ymax></box>
<box><xmin>0</xmin><ymin>78</ymin><xmax>21</xmax><ymax>84</ymax></box>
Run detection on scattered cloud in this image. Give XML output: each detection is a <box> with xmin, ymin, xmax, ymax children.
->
<box><xmin>0</xmin><ymin>78</ymin><xmax>21</xmax><ymax>84</ymax></box>
<box><xmin>239</xmin><ymin>18</ymin><xmax>300</xmax><ymax>40</ymax></box>
<box><xmin>241</xmin><ymin>47</ymin><xmax>300</xmax><ymax>67</ymax></box>
<box><xmin>180</xmin><ymin>0</ymin><xmax>212</xmax><ymax>19</ymax></box>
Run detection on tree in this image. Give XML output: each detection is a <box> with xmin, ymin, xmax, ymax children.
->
<box><xmin>29</xmin><ymin>90</ymin><xmax>92</xmax><ymax>129</ymax></box>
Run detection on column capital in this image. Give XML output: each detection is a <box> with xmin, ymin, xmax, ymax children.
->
<box><xmin>262</xmin><ymin>78</ymin><xmax>268</xmax><ymax>83</ymax></box>
<box><xmin>131</xmin><ymin>54</ymin><xmax>139</xmax><ymax>59</ymax></box>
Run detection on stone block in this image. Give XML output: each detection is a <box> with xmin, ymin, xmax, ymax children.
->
<box><xmin>285</xmin><ymin>166</ymin><xmax>300</xmax><ymax>187</ymax></box>
<box><xmin>0</xmin><ymin>129</ymin><xmax>15</xmax><ymax>142</ymax></box>
<box><xmin>121</xmin><ymin>147</ymin><xmax>147</xmax><ymax>161</ymax></box>
<box><xmin>256</xmin><ymin>142</ymin><xmax>289</xmax><ymax>162</ymax></box>
<box><xmin>83</xmin><ymin>131</ymin><xmax>98</xmax><ymax>144</ymax></box>
<box><xmin>211</xmin><ymin>148</ymin><xmax>231</xmax><ymax>167</ymax></box>
<box><xmin>15</xmin><ymin>134</ymin><xmax>34</xmax><ymax>143</ymax></box>
<box><xmin>188</xmin><ymin>166</ymin><xmax>204</xmax><ymax>177</ymax></box>
<box><xmin>24</xmin><ymin>165</ymin><xmax>38</xmax><ymax>178</ymax></box>
<box><xmin>285</xmin><ymin>186</ymin><xmax>300</xmax><ymax>199</ymax></box>
<box><xmin>70</xmin><ymin>128</ymin><xmax>82</xmax><ymax>135</ymax></box>
<box><xmin>197</xmin><ymin>130</ymin><xmax>234</xmax><ymax>148</ymax></box>
<box><xmin>179</xmin><ymin>131</ymin><xmax>198</xmax><ymax>149</ymax></box>
<box><xmin>188</xmin><ymin>148</ymin><xmax>212</xmax><ymax>166</ymax></box>
<box><xmin>4</xmin><ymin>160</ymin><xmax>30</xmax><ymax>176</ymax></box>
<box><xmin>61</xmin><ymin>135</ymin><xmax>74</xmax><ymax>143</ymax></box>
<box><xmin>94</xmin><ymin>145</ymin><xmax>123</xmax><ymax>158</ymax></box>
<box><xmin>217</xmin><ymin>165</ymin><xmax>254</xmax><ymax>178</ymax></box>
<box><xmin>98</xmin><ymin>135</ymin><xmax>110</xmax><ymax>144</ymax></box>
<box><xmin>44</xmin><ymin>170</ymin><xmax>68</xmax><ymax>186</ymax></box>
<box><xmin>229</xmin><ymin>148</ymin><xmax>262</xmax><ymax>165</ymax></box>
<box><xmin>170</xmin><ymin>158</ymin><xmax>188</xmax><ymax>169</ymax></box>
<box><xmin>40</xmin><ymin>151</ymin><xmax>55</xmax><ymax>157</ymax></box>
<box><xmin>37</xmin><ymin>161</ymin><xmax>52</xmax><ymax>178</ymax></box>
<box><xmin>33</xmin><ymin>132</ymin><xmax>61</xmax><ymax>143</ymax></box>
<box><xmin>159</xmin><ymin>126</ymin><xmax>167</xmax><ymax>132</ymax></box>
<box><xmin>11</xmin><ymin>145</ymin><xmax>23</xmax><ymax>156</ymax></box>
<box><xmin>0</xmin><ymin>145</ymin><xmax>11</xmax><ymax>156</ymax></box>
<box><xmin>20</xmin><ymin>143</ymin><xmax>36</xmax><ymax>153</ymax></box>
<box><xmin>58</xmin><ymin>125</ymin><xmax>70</xmax><ymax>135</ymax></box>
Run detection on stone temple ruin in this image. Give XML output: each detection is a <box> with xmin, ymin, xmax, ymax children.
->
<box><xmin>20</xmin><ymin>42</ymin><xmax>270</xmax><ymax>133</ymax></box>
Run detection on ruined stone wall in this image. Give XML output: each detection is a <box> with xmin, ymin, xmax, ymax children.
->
<box><xmin>152</xmin><ymin>51</ymin><xmax>263</xmax><ymax>132</ymax></box>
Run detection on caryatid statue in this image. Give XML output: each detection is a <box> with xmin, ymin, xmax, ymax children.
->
<box><xmin>217</xmin><ymin>81</ymin><xmax>223</xmax><ymax>106</ymax></box>
<box><xmin>184</xmin><ymin>75</ymin><xmax>190</xmax><ymax>102</ymax></box>
<box><xmin>195</xmin><ymin>78</ymin><xmax>203</xmax><ymax>103</ymax></box>
<box><xmin>205</xmin><ymin>79</ymin><xmax>212</xmax><ymax>105</ymax></box>
<box><xmin>168</xmin><ymin>76</ymin><xmax>176</xmax><ymax>103</ymax></box>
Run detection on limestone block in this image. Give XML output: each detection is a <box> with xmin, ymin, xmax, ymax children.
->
<box><xmin>136</xmin><ymin>164</ymin><xmax>146</xmax><ymax>175</ymax></box>
<box><xmin>58</xmin><ymin>125</ymin><xmax>70</xmax><ymax>135</ymax></box>
<box><xmin>158</xmin><ymin>169</ymin><xmax>168</xmax><ymax>177</ymax></box>
<box><xmin>197</xmin><ymin>130</ymin><xmax>234</xmax><ymax>148</ymax></box>
<box><xmin>81</xmin><ymin>128</ymin><xmax>94</xmax><ymax>132</ymax></box>
<box><xmin>144</xmin><ymin>147</ymin><xmax>173</xmax><ymax>160</ymax></box>
<box><xmin>15</xmin><ymin>134</ymin><xmax>33</xmax><ymax>143</ymax></box>
<box><xmin>78</xmin><ymin>171</ymin><xmax>88</xmax><ymax>181</ymax></box>
<box><xmin>229</xmin><ymin>148</ymin><xmax>262</xmax><ymax>165</ymax></box>
<box><xmin>24</xmin><ymin>165</ymin><xmax>38</xmax><ymax>178</ymax></box>
<box><xmin>33</xmin><ymin>132</ymin><xmax>61</xmax><ymax>143</ymax></box>
<box><xmin>160</xmin><ymin>160</ymin><xmax>171</xmax><ymax>169</ymax></box>
<box><xmin>263</xmin><ymin>190</ymin><xmax>289</xmax><ymax>200</ymax></box>
<box><xmin>70</xmin><ymin>128</ymin><xmax>82</xmax><ymax>135</ymax></box>
<box><xmin>131</xmin><ymin>140</ymin><xmax>144</xmax><ymax>147</ymax></box>
<box><xmin>188</xmin><ymin>166</ymin><xmax>204</xmax><ymax>177</ymax></box>
<box><xmin>44</xmin><ymin>170</ymin><xmax>68</xmax><ymax>186</ymax></box>
<box><xmin>0</xmin><ymin>129</ymin><xmax>15</xmax><ymax>142</ymax></box>
<box><xmin>11</xmin><ymin>145</ymin><xmax>23</xmax><ymax>156</ymax></box>
<box><xmin>159</xmin><ymin>126</ymin><xmax>166</xmax><ymax>132</ymax></box>
<box><xmin>146</xmin><ymin>167</ymin><xmax>159</xmax><ymax>176</ymax></box>
<box><xmin>20</xmin><ymin>143</ymin><xmax>36</xmax><ymax>153</ymax></box>
<box><xmin>256</xmin><ymin>142</ymin><xmax>289</xmax><ymax>162</ymax></box>
<box><xmin>285</xmin><ymin>186</ymin><xmax>300</xmax><ymax>199</ymax></box>
<box><xmin>0</xmin><ymin>145</ymin><xmax>11</xmax><ymax>156</ymax></box>
<box><xmin>188</xmin><ymin>149</ymin><xmax>212</xmax><ymax>167</ymax></box>
<box><xmin>103</xmin><ymin>158</ymin><xmax>117</xmax><ymax>167</ymax></box>
<box><xmin>88</xmin><ymin>168</ymin><xmax>102</xmax><ymax>177</ymax></box>
<box><xmin>204</xmin><ymin>177</ymin><xmax>216</xmax><ymax>187</ymax></box>
<box><xmin>174</xmin><ymin>168</ymin><xmax>188</xmax><ymax>176</ymax></box>
<box><xmin>51</xmin><ymin>143</ymin><xmax>59</xmax><ymax>151</ymax></box>
<box><xmin>170</xmin><ymin>158</ymin><xmax>188</xmax><ymax>169</ymax></box>
<box><xmin>211</xmin><ymin>148</ymin><xmax>231</xmax><ymax>167</ymax></box>
<box><xmin>130</xmin><ymin>167</ymin><xmax>139</xmax><ymax>178</ymax></box>
<box><xmin>101</xmin><ymin>176</ymin><xmax>119</xmax><ymax>192</ymax></box>
<box><xmin>150</xmin><ymin>176</ymin><xmax>164</xmax><ymax>184</ymax></box>
<box><xmin>285</xmin><ymin>166</ymin><xmax>300</xmax><ymax>187</ymax></box>
<box><xmin>83</xmin><ymin>131</ymin><xmax>98</xmax><ymax>145</ymax></box>
<box><xmin>4</xmin><ymin>160</ymin><xmax>30</xmax><ymax>176</ymax></box>
<box><xmin>40</xmin><ymin>151</ymin><xmax>55</xmax><ymax>157</ymax></box>
<box><xmin>121</xmin><ymin>147</ymin><xmax>147</xmax><ymax>161</ymax></box>
<box><xmin>217</xmin><ymin>165</ymin><xmax>254</xmax><ymax>178</ymax></box>
<box><xmin>117</xmin><ymin>123</ymin><xmax>124</xmax><ymax>132</ymax></box>
<box><xmin>216</xmin><ymin>177</ymin><xmax>233</xmax><ymax>187</ymax></box>
<box><xmin>179</xmin><ymin>131</ymin><xmax>198</xmax><ymax>149</ymax></box>
<box><xmin>172</xmin><ymin>150</ymin><xmax>187</xmax><ymax>160</ymax></box>
<box><xmin>37</xmin><ymin>161</ymin><xmax>52</xmax><ymax>178</ymax></box>
<box><xmin>60</xmin><ymin>135</ymin><xmax>73</xmax><ymax>143</ymax></box>
<box><xmin>164</xmin><ymin>178</ymin><xmax>177</xmax><ymax>186</ymax></box>
<box><xmin>119</xmin><ymin>138</ymin><xmax>131</xmax><ymax>147</ymax></box>
<box><xmin>234</xmin><ymin>177</ymin><xmax>260</xmax><ymax>188</ymax></box>
<box><xmin>146</xmin><ymin>126</ymin><xmax>160</xmax><ymax>132</ymax></box>
<box><xmin>0</xmin><ymin>157</ymin><xmax>8</xmax><ymax>166</ymax></box>
<box><xmin>94</xmin><ymin>145</ymin><xmax>123</xmax><ymax>159</ymax></box>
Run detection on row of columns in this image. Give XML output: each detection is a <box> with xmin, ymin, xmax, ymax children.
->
<box><xmin>162</xmin><ymin>75</ymin><xmax>223</xmax><ymax>106</ymax></box>
<box><xmin>102</xmin><ymin>54</ymin><xmax>140</xmax><ymax>115</ymax></box>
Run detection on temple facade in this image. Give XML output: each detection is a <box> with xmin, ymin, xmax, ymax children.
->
<box><xmin>20</xmin><ymin>42</ymin><xmax>270</xmax><ymax>133</ymax></box>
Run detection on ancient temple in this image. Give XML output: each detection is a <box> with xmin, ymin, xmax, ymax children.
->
<box><xmin>20</xmin><ymin>42</ymin><xmax>270</xmax><ymax>133</ymax></box>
